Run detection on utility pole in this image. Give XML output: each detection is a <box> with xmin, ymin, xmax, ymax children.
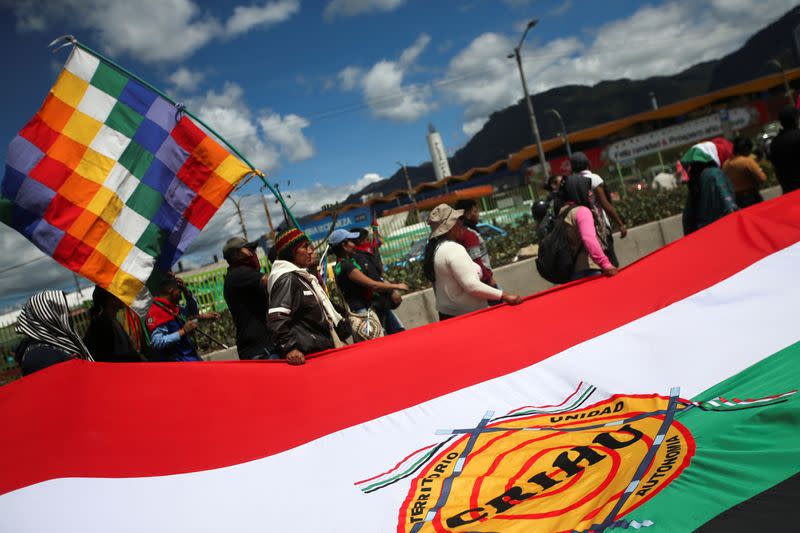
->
<box><xmin>509</xmin><ymin>18</ymin><xmax>549</xmax><ymax>184</ymax></box>
<box><xmin>649</xmin><ymin>91</ymin><xmax>666</xmax><ymax>170</ymax></box>
<box><xmin>227</xmin><ymin>196</ymin><xmax>248</xmax><ymax>241</ymax></box>
<box><xmin>768</xmin><ymin>59</ymin><xmax>795</xmax><ymax>106</ymax></box>
<box><xmin>259</xmin><ymin>186</ymin><xmax>276</xmax><ymax>241</ymax></box>
<box><xmin>397</xmin><ymin>161</ymin><xmax>420</xmax><ymax>219</ymax></box>
<box><xmin>545</xmin><ymin>108</ymin><xmax>572</xmax><ymax>158</ymax></box>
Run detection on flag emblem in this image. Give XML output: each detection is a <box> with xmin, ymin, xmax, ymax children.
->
<box><xmin>377</xmin><ymin>389</ymin><xmax>693</xmax><ymax>532</ymax></box>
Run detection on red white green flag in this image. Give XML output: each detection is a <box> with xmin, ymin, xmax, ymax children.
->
<box><xmin>0</xmin><ymin>192</ymin><xmax>799</xmax><ymax>532</ymax></box>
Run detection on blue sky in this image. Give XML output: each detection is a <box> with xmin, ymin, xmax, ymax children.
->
<box><xmin>0</xmin><ymin>0</ymin><xmax>796</xmax><ymax>309</ymax></box>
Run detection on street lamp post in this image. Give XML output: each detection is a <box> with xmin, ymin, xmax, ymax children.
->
<box><xmin>768</xmin><ymin>59</ymin><xmax>795</xmax><ymax>106</ymax></box>
<box><xmin>649</xmin><ymin>91</ymin><xmax>666</xmax><ymax>170</ymax></box>
<box><xmin>509</xmin><ymin>18</ymin><xmax>549</xmax><ymax>183</ymax></box>
<box><xmin>545</xmin><ymin>108</ymin><xmax>572</xmax><ymax>158</ymax></box>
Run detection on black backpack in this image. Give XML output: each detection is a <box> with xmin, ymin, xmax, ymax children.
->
<box><xmin>536</xmin><ymin>205</ymin><xmax>579</xmax><ymax>284</ymax></box>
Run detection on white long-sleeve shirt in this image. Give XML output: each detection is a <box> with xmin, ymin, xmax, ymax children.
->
<box><xmin>433</xmin><ymin>241</ymin><xmax>503</xmax><ymax>316</ymax></box>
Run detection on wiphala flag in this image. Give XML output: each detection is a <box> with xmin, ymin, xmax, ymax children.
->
<box><xmin>0</xmin><ymin>44</ymin><xmax>252</xmax><ymax>313</ymax></box>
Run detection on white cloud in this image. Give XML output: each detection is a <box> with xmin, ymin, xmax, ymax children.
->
<box><xmin>360</xmin><ymin>34</ymin><xmax>434</xmax><ymax>122</ymax></box>
<box><xmin>168</xmin><ymin>67</ymin><xmax>205</xmax><ymax>92</ymax></box>
<box><xmin>7</xmin><ymin>0</ymin><xmax>300</xmax><ymax>63</ymax></box>
<box><xmin>189</xmin><ymin>82</ymin><xmax>315</xmax><ymax>168</ymax></box>
<box><xmin>189</xmin><ymin>82</ymin><xmax>280</xmax><ymax>169</ymax></box>
<box><xmin>0</xmin><ymin>229</ymin><xmax>83</xmax><ymax>312</ymax></box>
<box><xmin>338</xmin><ymin>66</ymin><xmax>364</xmax><ymax>91</ymax></box>
<box><xmin>398</xmin><ymin>33</ymin><xmax>431</xmax><ymax>67</ymax></box>
<box><xmin>323</xmin><ymin>0</ymin><xmax>404</xmax><ymax>20</ymax></box>
<box><xmin>259</xmin><ymin>113</ymin><xmax>315</xmax><ymax>162</ymax></box>
<box><xmin>550</xmin><ymin>0</ymin><xmax>573</xmax><ymax>16</ymax></box>
<box><xmin>444</xmin><ymin>0</ymin><xmax>797</xmax><ymax>136</ymax></box>
<box><xmin>224</xmin><ymin>0</ymin><xmax>300</xmax><ymax>37</ymax></box>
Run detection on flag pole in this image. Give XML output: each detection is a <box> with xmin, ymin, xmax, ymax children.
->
<box><xmin>58</xmin><ymin>37</ymin><xmax>300</xmax><ymax>229</ymax></box>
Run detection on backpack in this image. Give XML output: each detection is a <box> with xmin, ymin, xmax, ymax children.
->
<box><xmin>536</xmin><ymin>205</ymin><xmax>579</xmax><ymax>284</ymax></box>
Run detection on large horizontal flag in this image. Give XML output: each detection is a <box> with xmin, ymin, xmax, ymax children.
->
<box><xmin>0</xmin><ymin>192</ymin><xmax>799</xmax><ymax>532</ymax></box>
<box><xmin>0</xmin><ymin>42</ymin><xmax>252</xmax><ymax>313</ymax></box>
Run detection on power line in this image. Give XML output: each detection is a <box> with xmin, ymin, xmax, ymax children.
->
<box><xmin>0</xmin><ymin>255</ymin><xmax>49</xmax><ymax>276</ymax></box>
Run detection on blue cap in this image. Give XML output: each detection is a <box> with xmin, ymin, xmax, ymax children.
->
<box><xmin>329</xmin><ymin>228</ymin><xmax>361</xmax><ymax>246</ymax></box>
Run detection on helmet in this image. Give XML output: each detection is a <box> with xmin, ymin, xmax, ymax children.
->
<box><xmin>531</xmin><ymin>199</ymin><xmax>550</xmax><ymax>222</ymax></box>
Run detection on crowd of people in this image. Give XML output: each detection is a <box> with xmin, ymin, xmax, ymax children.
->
<box><xmin>11</xmin><ymin>107</ymin><xmax>800</xmax><ymax>376</ymax></box>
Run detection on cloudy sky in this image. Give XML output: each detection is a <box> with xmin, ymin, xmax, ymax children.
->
<box><xmin>0</xmin><ymin>0</ymin><xmax>796</xmax><ymax>309</ymax></box>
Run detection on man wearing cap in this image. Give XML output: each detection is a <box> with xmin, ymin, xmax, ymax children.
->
<box><xmin>570</xmin><ymin>152</ymin><xmax>626</xmax><ymax>267</ymax></box>
<box><xmin>267</xmin><ymin>229</ymin><xmax>349</xmax><ymax>365</ymax></box>
<box><xmin>422</xmin><ymin>204</ymin><xmax>523</xmax><ymax>319</ymax></box>
<box><xmin>222</xmin><ymin>236</ymin><xmax>274</xmax><ymax>360</ymax></box>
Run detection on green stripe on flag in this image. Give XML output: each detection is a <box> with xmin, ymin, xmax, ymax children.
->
<box><xmin>619</xmin><ymin>341</ymin><xmax>800</xmax><ymax>530</ymax></box>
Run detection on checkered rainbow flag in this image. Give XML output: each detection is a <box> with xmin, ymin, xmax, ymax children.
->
<box><xmin>0</xmin><ymin>43</ymin><xmax>253</xmax><ymax>313</ymax></box>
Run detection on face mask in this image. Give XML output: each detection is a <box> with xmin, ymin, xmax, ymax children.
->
<box><xmin>245</xmin><ymin>253</ymin><xmax>261</xmax><ymax>270</ymax></box>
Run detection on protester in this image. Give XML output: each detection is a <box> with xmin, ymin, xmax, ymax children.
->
<box><xmin>84</xmin><ymin>286</ymin><xmax>143</xmax><ymax>362</ymax></box>
<box><xmin>545</xmin><ymin>174</ymin><xmax>564</xmax><ymax>194</ymax></box>
<box><xmin>533</xmin><ymin>175</ymin><xmax>565</xmax><ymax>240</ymax></box>
<box><xmin>768</xmin><ymin>107</ymin><xmax>800</xmax><ymax>194</ymax></box>
<box><xmin>347</xmin><ymin>227</ymin><xmax>407</xmax><ymax>335</ymax></box>
<box><xmin>222</xmin><ymin>236</ymin><xmax>274</xmax><ymax>360</ymax></box>
<box><xmin>268</xmin><ymin>228</ymin><xmax>349</xmax><ymax>364</ymax></box>
<box><xmin>681</xmin><ymin>142</ymin><xmax>738</xmax><ymax>235</ymax></box>
<box><xmin>330</xmin><ymin>228</ymin><xmax>408</xmax><ymax>341</ymax></box>
<box><xmin>14</xmin><ymin>290</ymin><xmax>93</xmax><ymax>376</ymax></box>
<box><xmin>422</xmin><ymin>204</ymin><xmax>522</xmax><ymax>320</ymax></box>
<box><xmin>722</xmin><ymin>137</ymin><xmax>767</xmax><ymax>208</ymax></box>
<box><xmin>553</xmin><ymin>175</ymin><xmax>618</xmax><ymax>280</ymax></box>
<box><xmin>146</xmin><ymin>275</ymin><xmax>219</xmax><ymax>362</ymax></box>
<box><xmin>453</xmin><ymin>199</ymin><xmax>496</xmax><ymax>288</ymax></box>
<box><xmin>652</xmin><ymin>171</ymin><xmax>677</xmax><ymax>191</ymax></box>
<box><xmin>569</xmin><ymin>152</ymin><xmax>627</xmax><ymax>266</ymax></box>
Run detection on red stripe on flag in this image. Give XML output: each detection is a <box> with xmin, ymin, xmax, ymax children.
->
<box><xmin>0</xmin><ymin>191</ymin><xmax>799</xmax><ymax>495</ymax></box>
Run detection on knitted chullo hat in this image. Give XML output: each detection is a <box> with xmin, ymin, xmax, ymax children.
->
<box><xmin>275</xmin><ymin>228</ymin><xmax>310</xmax><ymax>260</ymax></box>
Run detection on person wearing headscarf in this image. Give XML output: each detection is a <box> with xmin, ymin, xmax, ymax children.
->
<box><xmin>14</xmin><ymin>290</ymin><xmax>93</xmax><ymax>376</ymax></box>
<box><xmin>554</xmin><ymin>175</ymin><xmax>617</xmax><ymax>281</ymax></box>
<box><xmin>422</xmin><ymin>204</ymin><xmax>523</xmax><ymax>320</ymax></box>
<box><xmin>680</xmin><ymin>142</ymin><xmax>738</xmax><ymax>235</ymax></box>
<box><xmin>83</xmin><ymin>286</ymin><xmax>143</xmax><ymax>362</ymax></box>
<box><xmin>267</xmin><ymin>228</ymin><xmax>349</xmax><ymax>365</ymax></box>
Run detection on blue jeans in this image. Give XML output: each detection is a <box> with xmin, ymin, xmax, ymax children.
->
<box><xmin>380</xmin><ymin>308</ymin><xmax>405</xmax><ymax>334</ymax></box>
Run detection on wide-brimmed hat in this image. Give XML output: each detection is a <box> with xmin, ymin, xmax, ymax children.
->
<box><xmin>222</xmin><ymin>236</ymin><xmax>258</xmax><ymax>261</ymax></box>
<box><xmin>428</xmin><ymin>204</ymin><xmax>464</xmax><ymax>238</ymax></box>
